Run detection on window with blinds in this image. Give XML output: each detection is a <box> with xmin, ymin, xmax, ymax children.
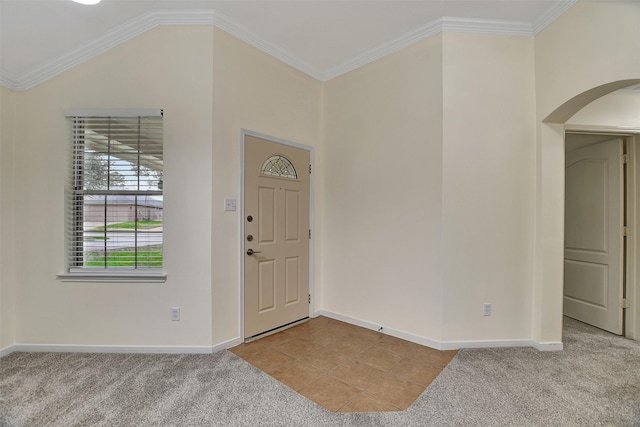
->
<box><xmin>65</xmin><ymin>110</ymin><xmax>164</xmax><ymax>275</ymax></box>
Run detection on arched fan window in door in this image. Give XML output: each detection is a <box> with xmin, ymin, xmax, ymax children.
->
<box><xmin>260</xmin><ymin>155</ymin><xmax>298</xmax><ymax>179</ymax></box>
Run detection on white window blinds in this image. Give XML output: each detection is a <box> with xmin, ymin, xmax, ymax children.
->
<box><xmin>65</xmin><ymin>111</ymin><xmax>164</xmax><ymax>273</ymax></box>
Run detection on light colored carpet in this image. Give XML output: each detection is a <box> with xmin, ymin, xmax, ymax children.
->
<box><xmin>1</xmin><ymin>317</ymin><xmax>639</xmax><ymax>426</ymax></box>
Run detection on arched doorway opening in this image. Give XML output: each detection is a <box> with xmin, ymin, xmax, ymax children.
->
<box><xmin>538</xmin><ymin>79</ymin><xmax>640</xmax><ymax>345</ymax></box>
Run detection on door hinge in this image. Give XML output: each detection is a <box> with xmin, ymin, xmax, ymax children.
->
<box><xmin>622</xmin><ymin>226</ymin><xmax>630</xmax><ymax>236</ymax></box>
<box><xmin>309</xmin><ymin>164</ymin><xmax>312</xmax><ymax>174</ymax></box>
<box><xmin>309</xmin><ymin>229</ymin><xmax>311</xmax><ymax>239</ymax></box>
<box><xmin>308</xmin><ymin>294</ymin><xmax>311</xmax><ymax>304</ymax></box>
<box><xmin>620</xmin><ymin>298</ymin><xmax>631</xmax><ymax>309</ymax></box>
<box><xmin>622</xmin><ymin>154</ymin><xmax>629</xmax><ymax>164</ymax></box>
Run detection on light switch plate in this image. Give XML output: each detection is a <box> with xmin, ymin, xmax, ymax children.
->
<box><xmin>224</xmin><ymin>198</ymin><xmax>237</xmax><ymax>211</ymax></box>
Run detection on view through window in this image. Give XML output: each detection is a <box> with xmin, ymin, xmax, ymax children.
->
<box><xmin>67</xmin><ymin>112</ymin><xmax>163</xmax><ymax>271</ymax></box>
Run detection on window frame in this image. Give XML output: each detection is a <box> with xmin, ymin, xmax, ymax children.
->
<box><xmin>57</xmin><ymin>109</ymin><xmax>167</xmax><ymax>283</ymax></box>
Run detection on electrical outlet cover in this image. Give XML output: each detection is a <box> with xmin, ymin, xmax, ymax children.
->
<box><xmin>483</xmin><ymin>303</ymin><xmax>491</xmax><ymax>316</ymax></box>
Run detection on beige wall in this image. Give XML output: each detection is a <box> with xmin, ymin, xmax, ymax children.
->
<box><xmin>535</xmin><ymin>1</ymin><xmax>640</xmax><ymax>122</ymax></box>
<box><xmin>1</xmin><ymin>86</ymin><xmax>16</xmax><ymax>351</ymax></box>
<box><xmin>567</xmin><ymin>90</ymin><xmax>640</xmax><ymax>128</ymax></box>
<box><xmin>323</xmin><ymin>32</ymin><xmax>539</xmax><ymax>346</ymax></box>
<box><xmin>3</xmin><ymin>0</ymin><xmax>639</xmax><ymax>352</ymax></box>
<box><xmin>441</xmin><ymin>33</ymin><xmax>536</xmax><ymax>342</ymax></box>
<box><xmin>2</xmin><ymin>25</ymin><xmax>322</xmax><ymax>350</ymax></box>
<box><xmin>322</xmin><ymin>36</ymin><xmax>444</xmax><ymax>341</ymax></box>
<box><xmin>211</xmin><ymin>28</ymin><xmax>322</xmax><ymax>344</ymax></box>
<box><xmin>10</xmin><ymin>26</ymin><xmax>215</xmax><ymax>347</ymax></box>
<box><xmin>533</xmin><ymin>0</ymin><xmax>640</xmax><ymax>343</ymax></box>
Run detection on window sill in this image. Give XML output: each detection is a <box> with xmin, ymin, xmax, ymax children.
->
<box><xmin>56</xmin><ymin>272</ymin><xmax>167</xmax><ymax>283</ymax></box>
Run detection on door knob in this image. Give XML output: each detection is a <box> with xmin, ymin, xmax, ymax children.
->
<box><xmin>246</xmin><ymin>248</ymin><xmax>262</xmax><ymax>256</ymax></box>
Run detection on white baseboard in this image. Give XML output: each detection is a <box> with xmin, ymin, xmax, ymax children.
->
<box><xmin>316</xmin><ymin>309</ymin><xmax>563</xmax><ymax>351</ymax></box>
<box><xmin>532</xmin><ymin>341</ymin><xmax>564</xmax><ymax>351</ymax></box>
<box><xmin>213</xmin><ymin>337</ymin><xmax>243</xmax><ymax>352</ymax></box>
<box><xmin>0</xmin><ymin>323</ymin><xmax>563</xmax><ymax>357</ymax></box>
<box><xmin>7</xmin><ymin>344</ymin><xmax>214</xmax><ymax>355</ymax></box>
<box><xmin>13</xmin><ymin>344</ymin><xmax>215</xmax><ymax>354</ymax></box>
<box><xmin>0</xmin><ymin>344</ymin><xmax>17</xmax><ymax>357</ymax></box>
<box><xmin>0</xmin><ymin>337</ymin><xmax>246</xmax><ymax>357</ymax></box>
<box><xmin>316</xmin><ymin>309</ymin><xmax>442</xmax><ymax>349</ymax></box>
<box><xmin>440</xmin><ymin>339</ymin><xmax>563</xmax><ymax>351</ymax></box>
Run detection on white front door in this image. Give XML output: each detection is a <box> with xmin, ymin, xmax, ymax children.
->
<box><xmin>244</xmin><ymin>135</ymin><xmax>310</xmax><ymax>338</ymax></box>
<box><xmin>564</xmin><ymin>138</ymin><xmax>624</xmax><ymax>334</ymax></box>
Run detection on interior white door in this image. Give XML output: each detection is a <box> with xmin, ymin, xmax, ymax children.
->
<box><xmin>244</xmin><ymin>135</ymin><xmax>310</xmax><ymax>338</ymax></box>
<box><xmin>564</xmin><ymin>138</ymin><xmax>624</xmax><ymax>334</ymax></box>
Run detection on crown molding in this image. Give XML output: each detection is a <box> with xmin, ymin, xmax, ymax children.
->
<box><xmin>0</xmin><ymin>1</ymin><xmax>577</xmax><ymax>90</ymax></box>
<box><xmin>440</xmin><ymin>16</ymin><xmax>533</xmax><ymax>35</ymax></box>
<box><xmin>533</xmin><ymin>0</ymin><xmax>578</xmax><ymax>34</ymax></box>
<box><xmin>319</xmin><ymin>17</ymin><xmax>533</xmax><ymax>81</ymax></box>
<box><xmin>318</xmin><ymin>19</ymin><xmax>442</xmax><ymax>82</ymax></box>
<box><xmin>0</xmin><ymin>69</ymin><xmax>20</xmax><ymax>91</ymax></box>
<box><xmin>1</xmin><ymin>10</ymin><xmax>216</xmax><ymax>91</ymax></box>
<box><xmin>212</xmin><ymin>11</ymin><xmax>323</xmax><ymax>81</ymax></box>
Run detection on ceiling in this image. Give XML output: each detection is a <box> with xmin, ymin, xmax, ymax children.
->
<box><xmin>1</xmin><ymin>0</ymin><xmax>577</xmax><ymax>90</ymax></box>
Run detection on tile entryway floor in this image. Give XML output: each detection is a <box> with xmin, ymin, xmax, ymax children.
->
<box><xmin>229</xmin><ymin>316</ymin><xmax>457</xmax><ymax>412</ymax></box>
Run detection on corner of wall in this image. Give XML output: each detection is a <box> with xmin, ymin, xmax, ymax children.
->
<box><xmin>0</xmin><ymin>86</ymin><xmax>17</xmax><ymax>350</ymax></box>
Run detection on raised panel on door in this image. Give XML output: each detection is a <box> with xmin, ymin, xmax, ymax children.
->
<box><xmin>564</xmin><ymin>260</ymin><xmax>608</xmax><ymax>308</ymax></box>
<box><xmin>285</xmin><ymin>256</ymin><xmax>300</xmax><ymax>305</ymax></box>
<box><xmin>258</xmin><ymin>187</ymin><xmax>276</xmax><ymax>244</ymax></box>
<box><xmin>565</xmin><ymin>159</ymin><xmax>608</xmax><ymax>252</ymax></box>
<box><xmin>258</xmin><ymin>260</ymin><xmax>276</xmax><ymax>312</ymax></box>
<box><xmin>285</xmin><ymin>190</ymin><xmax>300</xmax><ymax>242</ymax></box>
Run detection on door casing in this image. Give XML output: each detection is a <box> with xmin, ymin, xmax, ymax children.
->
<box><xmin>564</xmin><ymin>128</ymin><xmax>639</xmax><ymax>340</ymax></box>
<box><xmin>239</xmin><ymin>129</ymin><xmax>315</xmax><ymax>340</ymax></box>
<box><xmin>627</xmin><ymin>135</ymin><xmax>639</xmax><ymax>340</ymax></box>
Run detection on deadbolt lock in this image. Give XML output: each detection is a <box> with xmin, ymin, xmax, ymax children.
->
<box><xmin>247</xmin><ymin>235</ymin><xmax>253</xmax><ymax>241</ymax></box>
<box><xmin>247</xmin><ymin>215</ymin><xmax>253</xmax><ymax>222</ymax></box>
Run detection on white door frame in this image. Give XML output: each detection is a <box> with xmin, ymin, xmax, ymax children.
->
<box><xmin>239</xmin><ymin>129</ymin><xmax>315</xmax><ymax>340</ymax></box>
<box><xmin>564</xmin><ymin>125</ymin><xmax>639</xmax><ymax>340</ymax></box>
<box><xmin>627</xmin><ymin>135</ymin><xmax>639</xmax><ymax>340</ymax></box>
